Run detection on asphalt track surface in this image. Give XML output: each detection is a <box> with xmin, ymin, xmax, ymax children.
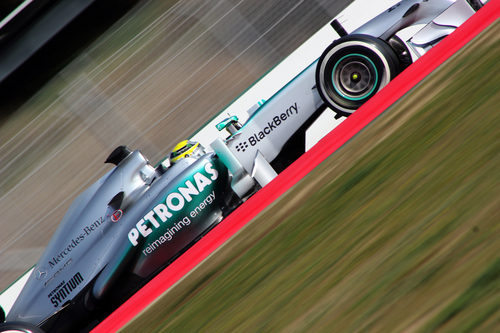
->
<box><xmin>0</xmin><ymin>0</ymin><xmax>352</xmax><ymax>292</ymax></box>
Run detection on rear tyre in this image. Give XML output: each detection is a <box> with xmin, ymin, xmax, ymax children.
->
<box><xmin>0</xmin><ymin>322</ymin><xmax>44</xmax><ymax>333</ymax></box>
<box><xmin>466</xmin><ymin>0</ymin><xmax>484</xmax><ymax>11</ymax></box>
<box><xmin>316</xmin><ymin>34</ymin><xmax>400</xmax><ymax>117</ymax></box>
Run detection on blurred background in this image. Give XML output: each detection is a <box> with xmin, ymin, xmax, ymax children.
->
<box><xmin>0</xmin><ymin>0</ymin><xmax>353</xmax><ymax>291</ymax></box>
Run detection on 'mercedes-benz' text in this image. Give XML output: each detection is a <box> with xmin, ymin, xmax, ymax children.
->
<box><xmin>48</xmin><ymin>217</ymin><xmax>105</xmax><ymax>269</ymax></box>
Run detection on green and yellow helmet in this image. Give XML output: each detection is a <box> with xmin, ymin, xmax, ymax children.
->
<box><xmin>169</xmin><ymin>140</ymin><xmax>205</xmax><ymax>164</ymax></box>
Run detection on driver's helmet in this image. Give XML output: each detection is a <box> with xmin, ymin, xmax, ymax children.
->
<box><xmin>169</xmin><ymin>140</ymin><xmax>205</xmax><ymax>164</ymax></box>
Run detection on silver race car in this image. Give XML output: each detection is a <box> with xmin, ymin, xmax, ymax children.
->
<box><xmin>0</xmin><ymin>1</ymin><xmax>485</xmax><ymax>332</ymax></box>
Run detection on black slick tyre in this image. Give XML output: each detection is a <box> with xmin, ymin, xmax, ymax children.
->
<box><xmin>315</xmin><ymin>34</ymin><xmax>400</xmax><ymax>117</ymax></box>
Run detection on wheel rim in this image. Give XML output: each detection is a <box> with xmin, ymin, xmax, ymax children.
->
<box><xmin>331</xmin><ymin>53</ymin><xmax>378</xmax><ymax>101</ymax></box>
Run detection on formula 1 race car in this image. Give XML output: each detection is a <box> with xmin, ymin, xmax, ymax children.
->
<box><xmin>0</xmin><ymin>1</ymin><xmax>485</xmax><ymax>332</ymax></box>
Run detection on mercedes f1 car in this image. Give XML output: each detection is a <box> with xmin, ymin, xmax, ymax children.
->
<box><xmin>0</xmin><ymin>0</ymin><xmax>485</xmax><ymax>332</ymax></box>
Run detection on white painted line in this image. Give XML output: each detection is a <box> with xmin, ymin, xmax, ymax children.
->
<box><xmin>0</xmin><ymin>0</ymin><xmax>34</xmax><ymax>30</ymax></box>
<box><xmin>0</xmin><ymin>268</ymin><xmax>32</xmax><ymax>316</ymax></box>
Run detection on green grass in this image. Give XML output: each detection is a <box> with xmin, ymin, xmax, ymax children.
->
<box><xmin>121</xmin><ymin>23</ymin><xmax>500</xmax><ymax>332</ymax></box>
<box><xmin>422</xmin><ymin>258</ymin><xmax>500</xmax><ymax>333</ymax></box>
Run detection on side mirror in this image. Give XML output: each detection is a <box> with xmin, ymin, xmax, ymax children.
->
<box><xmin>216</xmin><ymin>116</ymin><xmax>242</xmax><ymax>136</ymax></box>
